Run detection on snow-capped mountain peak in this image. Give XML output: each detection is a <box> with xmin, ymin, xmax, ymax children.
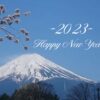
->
<box><xmin>0</xmin><ymin>53</ymin><xmax>91</xmax><ymax>82</ymax></box>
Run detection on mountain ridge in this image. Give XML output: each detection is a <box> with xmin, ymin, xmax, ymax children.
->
<box><xmin>0</xmin><ymin>53</ymin><xmax>92</xmax><ymax>83</ymax></box>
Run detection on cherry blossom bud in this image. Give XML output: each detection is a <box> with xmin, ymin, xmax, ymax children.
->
<box><xmin>24</xmin><ymin>11</ymin><xmax>31</xmax><ymax>16</ymax></box>
<box><xmin>14</xmin><ymin>12</ymin><xmax>20</xmax><ymax>18</ymax></box>
<box><xmin>25</xmin><ymin>37</ymin><xmax>30</xmax><ymax>41</ymax></box>
<box><xmin>20</xmin><ymin>28</ymin><xmax>26</xmax><ymax>33</ymax></box>
<box><xmin>0</xmin><ymin>5</ymin><xmax>5</xmax><ymax>14</ymax></box>
<box><xmin>25</xmin><ymin>32</ymin><xmax>29</xmax><ymax>36</ymax></box>
<box><xmin>24</xmin><ymin>46</ymin><xmax>28</xmax><ymax>50</ymax></box>
<box><xmin>14</xmin><ymin>39</ymin><xmax>19</xmax><ymax>43</ymax></box>
<box><xmin>15</xmin><ymin>9</ymin><xmax>20</xmax><ymax>13</ymax></box>
<box><xmin>15</xmin><ymin>19</ymin><xmax>20</xmax><ymax>24</ymax></box>
<box><xmin>6</xmin><ymin>35</ymin><xmax>13</xmax><ymax>40</ymax></box>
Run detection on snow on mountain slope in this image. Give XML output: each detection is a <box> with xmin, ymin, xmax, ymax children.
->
<box><xmin>0</xmin><ymin>53</ymin><xmax>91</xmax><ymax>83</ymax></box>
<box><xmin>0</xmin><ymin>54</ymin><xmax>90</xmax><ymax>82</ymax></box>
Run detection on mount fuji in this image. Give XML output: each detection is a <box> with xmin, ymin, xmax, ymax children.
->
<box><xmin>0</xmin><ymin>53</ymin><xmax>94</xmax><ymax>99</ymax></box>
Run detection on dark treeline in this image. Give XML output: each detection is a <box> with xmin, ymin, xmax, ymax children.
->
<box><xmin>0</xmin><ymin>82</ymin><xmax>59</xmax><ymax>100</ymax></box>
<box><xmin>0</xmin><ymin>82</ymin><xmax>100</xmax><ymax>100</ymax></box>
<box><xmin>66</xmin><ymin>82</ymin><xmax>100</xmax><ymax>100</ymax></box>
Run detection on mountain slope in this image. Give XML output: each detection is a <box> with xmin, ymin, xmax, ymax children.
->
<box><xmin>0</xmin><ymin>53</ymin><xmax>91</xmax><ymax>82</ymax></box>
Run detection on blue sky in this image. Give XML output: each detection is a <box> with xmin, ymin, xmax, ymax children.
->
<box><xmin>0</xmin><ymin>0</ymin><xmax>100</xmax><ymax>81</ymax></box>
